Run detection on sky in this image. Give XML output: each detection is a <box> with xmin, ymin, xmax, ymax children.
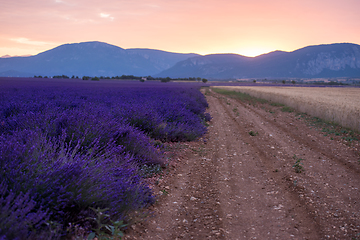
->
<box><xmin>1</xmin><ymin>0</ymin><xmax>360</xmax><ymax>57</ymax></box>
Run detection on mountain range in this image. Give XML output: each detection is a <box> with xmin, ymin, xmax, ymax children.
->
<box><xmin>0</xmin><ymin>42</ymin><xmax>199</xmax><ymax>77</ymax></box>
<box><xmin>1</xmin><ymin>41</ymin><xmax>359</xmax><ymax>79</ymax></box>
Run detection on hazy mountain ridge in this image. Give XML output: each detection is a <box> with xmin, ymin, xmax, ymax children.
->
<box><xmin>0</xmin><ymin>42</ymin><xmax>359</xmax><ymax>78</ymax></box>
<box><xmin>127</xmin><ymin>48</ymin><xmax>198</xmax><ymax>72</ymax></box>
<box><xmin>156</xmin><ymin>43</ymin><xmax>360</xmax><ymax>78</ymax></box>
<box><xmin>0</xmin><ymin>41</ymin><xmax>199</xmax><ymax>77</ymax></box>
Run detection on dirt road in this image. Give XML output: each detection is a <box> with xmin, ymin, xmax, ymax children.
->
<box><xmin>125</xmin><ymin>88</ymin><xmax>360</xmax><ymax>240</ymax></box>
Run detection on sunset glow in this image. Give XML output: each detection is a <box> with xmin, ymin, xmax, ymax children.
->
<box><xmin>1</xmin><ymin>0</ymin><xmax>359</xmax><ymax>57</ymax></box>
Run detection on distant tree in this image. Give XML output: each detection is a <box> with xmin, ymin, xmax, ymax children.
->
<box><xmin>71</xmin><ymin>75</ymin><xmax>75</xmax><ymax>79</ymax></box>
<box><xmin>282</xmin><ymin>80</ymin><xmax>286</xmax><ymax>84</ymax></box>
<box><xmin>291</xmin><ymin>80</ymin><xmax>296</xmax><ymax>84</ymax></box>
<box><xmin>161</xmin><ymin>77</ymin><xmax>171</xmax><ymax>83</ymax></box>
<box><xmin>197</xmin><ymin>77</ymin><xmax>201</xmax><ymax>81</ymax></box>
<box><xmin>82</xmin><ymin>76</ymin><xmax>90</xmax><ymax>80</ymax></box>
<box><xmin>202</xmin><ymin>78</ymin><xmax>208</xmax><ymax>83</ymax></box>
<box><xmin>253</xmin><ymin>80</ymin><xmax>256</xmax><ymax>83</ymax></box>
<box><xmin>91</xmin><ymin>77</ymin><xmax>100</xmax><ymax>81</ymax></box>
<box><xmin>53</xmin><ymin>75</ymin><xmax>69</xmax><ymax>79</ymax></box>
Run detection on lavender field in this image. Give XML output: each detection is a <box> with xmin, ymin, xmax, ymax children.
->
<box><xmin>0</xmin><ymin>78</ymin><xmax>211</xmax><ymax>239</ymax></box>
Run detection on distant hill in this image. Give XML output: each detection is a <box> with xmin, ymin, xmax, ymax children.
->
<box><xmin>156</xmin><ymin>43</ymin><xmax>360</xmax><ymax>79</ymax></box>
<box><xmin>0</xmin><ymin>41</ymin><xmax>199</xmax><ymax>77</ymax></box>
<box><xmin>1</xmin><ymin>42</ymin><xmax>359</xmax><ymax>78</ymax></box>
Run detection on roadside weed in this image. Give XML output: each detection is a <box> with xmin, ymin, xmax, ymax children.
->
<box><xmin>233</xmin><ymin>108</ymin><xmax>240</xmax><ymax>116</ymax></box>
<box><xmin>281</xmin><ymin>106</ymin><xmax>294</xmax><ymax>112</ymax></box>
<box><xmin>87</xmin><ymin>207</ymin><xmax>128</xmax><ymax>240</ymax></box>
<box><xmin>293</xmin><ymin>155</ymin><xmax>304</xmax><ymax>173</ymax></box>
<box><xmin>249</xmin><ymin>130</ymin><xmax>258</xmax><ymax>136</ymax></box>
<box><xmin>270</xmin><ymin>102</ymin><xmax>285</xmax><ymax>107</ymax></box>
<box><xmin>140</xmin><ymin>164</ymin><xmax>163</xmax><ymax>178</ymax></box>
<box><xmin>161</xmin><ymin>189</ymin><xmax>169</xmax><ymax>195</ymax></box>
<box><xmin>308</xmin><ymin>116</ymin><xmax>359</xmax><ymax>144</ymax></box>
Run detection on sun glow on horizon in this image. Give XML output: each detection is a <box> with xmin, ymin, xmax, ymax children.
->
<box><xmin>234</xmin><ymin>47</ymin><xmax>276</xmax><ymax>57</ymax></box>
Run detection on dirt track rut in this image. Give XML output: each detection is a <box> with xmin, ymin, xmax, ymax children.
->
<box><xmin>126</xmin><ymin>88</ymin><xmax>360</xmax><ymax>240</ymax></box>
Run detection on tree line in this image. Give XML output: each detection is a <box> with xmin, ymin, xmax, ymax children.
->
<box><xmin>34</xmin><ymin>75</ymin><xmax>208</xmax><ymax>83</ymax></box>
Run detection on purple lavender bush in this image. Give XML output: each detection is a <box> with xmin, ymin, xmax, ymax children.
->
<box><xmin>0</xmin><ymin>79</ymin><xmax>211</xmax><ymax>238</ymax></box>
<box><xmin>0</xmin><ymin>182</ymin><xmax>51</xmax><ymax>240</ymax></box>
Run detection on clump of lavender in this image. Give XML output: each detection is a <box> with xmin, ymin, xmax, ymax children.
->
<box><xmin>0</xmin><ymin>130</ymin><xmax>155</xmax><ymax>226</ymax></box>
<box><xmin>0</xmin><ymin>182</ymin><xmax>49</xmax><ymax>240</ymax></box>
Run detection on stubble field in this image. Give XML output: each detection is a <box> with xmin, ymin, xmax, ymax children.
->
<box><xmin>213</xmin><ymin>86</ymin><xmax>360</xmax><ymax>132</ymax></box>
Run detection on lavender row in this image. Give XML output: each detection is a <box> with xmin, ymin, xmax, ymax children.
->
<box><xmin>0</xmin><ymin>79</ymin><xmax>211</xmax><ymax>239</ymax></box>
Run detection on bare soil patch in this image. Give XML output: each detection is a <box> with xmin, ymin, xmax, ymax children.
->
<box><xmin>125</xmin><ymin>88</ymin><xmax>360</xmax><ymax>240</ymax></box>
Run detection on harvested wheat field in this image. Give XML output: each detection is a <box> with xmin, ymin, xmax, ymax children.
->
<box><xmin>125</xmin><ymin>87</ymin><xmax>360</xmax><ymax>240</ymax></box>
<box><xmin>213</xmin><ymin>86</ymin><xmax>360</xmax><ymax>132</ymax></box>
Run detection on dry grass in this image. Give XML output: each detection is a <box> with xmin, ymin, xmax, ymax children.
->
<box><xmin>213</xmin><ymin>86</ymin><xmax>360</xmax><ymax>131</ymax></box>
